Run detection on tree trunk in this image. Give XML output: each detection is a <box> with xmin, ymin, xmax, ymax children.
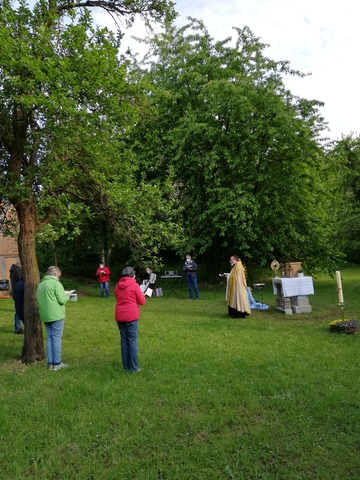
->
<box><xmin>206</xmin><ymin>235</ymin><xmax>222</xmax><ymax>276</ymax></box>
<box><xmin>6</xmin><ymin>100</ymin><xmax>45</xmax><ymax>364</ymax></box>
<box><xmin>16</xmin><ymin>200</ymin><xmax>45</xmax><ymax>364</ymax></box>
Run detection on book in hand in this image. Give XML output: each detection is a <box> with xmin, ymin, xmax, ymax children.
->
<box><xmin>65</xmin><ymin>290</ymin><xmax>76</xmax><ymax>295</ymax></box>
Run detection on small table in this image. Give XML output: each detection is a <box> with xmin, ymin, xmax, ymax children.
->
<box><xmin>272</xmin><ymin>277</ymin><xmax>314</xmax><ymax>314</ymax></box>
<box><xmin>253</xmin><ymin>283</ymin><xmax>266</xmax><ymax>310</ymax></box>
<box><xmin>160</xmin><ymin>275</ymin><xmax>183</xmax><ymax>300</ymax></box>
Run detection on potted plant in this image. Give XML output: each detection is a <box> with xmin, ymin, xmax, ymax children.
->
<box><xmin>329</xmin><ymin>319</ymin><xmax>358</xmax><ymax>334</ymax></box>
<box><xmin>297</xmin><ymin>269</ymin><xmax>304</xmax><ymax>277</ymax></box>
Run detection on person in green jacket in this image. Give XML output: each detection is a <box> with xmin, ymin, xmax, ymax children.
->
<box><xmin>36</xmin><ymin>266</ymin><xmax>71</xmax><ymax>370</ymax></box>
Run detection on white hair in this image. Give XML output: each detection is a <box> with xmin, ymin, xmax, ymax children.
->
<box><xmin>47</xmin><ymin>266</ymin><xmax>61</xmax><ymax>277</ymax></box>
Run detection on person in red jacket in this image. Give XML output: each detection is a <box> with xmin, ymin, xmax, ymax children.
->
<box><xmin>95</xmin><ymin>262</ymin><xmax>111</xmax><ymax>298</ymax></box>
<box><xmin>114</xmin><ymin>266</ymin><xmax>146</xmax><ymax>372</ymax></box>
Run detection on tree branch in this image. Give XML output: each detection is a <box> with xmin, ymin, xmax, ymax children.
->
<box><xmin>57</xmin><ymin>0</ymin><xmax>176</xmax><ymax>24</ymax></box>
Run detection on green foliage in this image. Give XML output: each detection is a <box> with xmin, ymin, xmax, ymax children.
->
<box><xmin>128</xmin><ymin>18</ymin><xmax>343</xmax><ymax>273</ymax></box>
<box><xmin>327</xmin><ymin>135</ymin><xmax>360</xmax><ymax>262</ymax></box>
<box><xmin>0</xmin><ymin>0</ymin><xmax>180</xmax><ymax>363</ymax></box>
<box><xmin>36</xmin><ymin>215</ymin><xmax>132</xmax><ymax>276</ymax></box>
<box><xmin>0</xmin><ymin>0</ymin><xmax>182</xmax><ymax>262</ymax></box>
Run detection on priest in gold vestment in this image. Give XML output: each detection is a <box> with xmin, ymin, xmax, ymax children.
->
<box><xmin>226</xmin><ymin>255</ymin><xmax>251</xmax><ymax>318</ymax></box>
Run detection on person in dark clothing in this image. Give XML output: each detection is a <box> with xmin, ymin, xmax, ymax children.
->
<box><xmin>144</xmin><ymin>267</ymin><xmax>156</xmax><ymax>289</ymax></box>
<box><xmin>14</xmin><ymin>278</ymin><xmax>25</xmax><ymax>325</ymax></box>
<box><xmin>182</xmin><ymin>254</ymin><xmax>199</xmax><ymax>300</ymax></box>
<box><xmin>14</xmin><ymin>278</ymin><xmax>25</xmax><ymax>357</ymax></box>
<box><xmin>10</xmin><ymin>259</ymin><xmax>23</xmax><ymax>334</ymax></box>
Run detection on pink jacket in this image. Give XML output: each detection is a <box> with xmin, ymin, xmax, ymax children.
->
<box><xmin>114</xmin><ymin>277</ymin><xmax>146</xmax><ymax>322</ymax></box>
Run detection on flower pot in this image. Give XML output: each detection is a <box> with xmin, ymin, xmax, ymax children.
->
<box><xmin>297</xmin><ymin>272</ymin><xmax>304</xmax><ymax>277</ymax></box>
<box><xmin>329</xmin><ymin>319</ymin><xmax>358</xmax><ymax>334</ymax></box>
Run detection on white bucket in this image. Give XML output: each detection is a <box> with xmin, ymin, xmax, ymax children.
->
<box><xmin>69</xmin><ymin>294</ymin><xmax>78</xmax><ymax>302</ymax></box>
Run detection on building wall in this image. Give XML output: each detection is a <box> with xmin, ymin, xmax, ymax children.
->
<box><xmin>0</xmin><ymin>233</ymin><xmax>19</xmax><ymax>283</ymax></box>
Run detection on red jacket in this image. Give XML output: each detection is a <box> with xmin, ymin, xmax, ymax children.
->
<box><xmin>96</xmin><ymin>266</ymin><xmax>110</xmax><ymax>283</ymax></box>
<box><xmin>114</xmin><ymin>277</ymin><xmax>146</xmax><ymax>322</ymax></box>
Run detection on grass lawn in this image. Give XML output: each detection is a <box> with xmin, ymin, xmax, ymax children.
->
<box><xmin>0</xmin><ymin>268</ymin><xmax>359</xmax><ymax>479</ymax></box>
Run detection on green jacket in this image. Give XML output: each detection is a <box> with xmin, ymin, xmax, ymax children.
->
<box><xmin>36</xmin><ymin>275</ymin><xmax>69</xmax><ymax>323</ymax></box>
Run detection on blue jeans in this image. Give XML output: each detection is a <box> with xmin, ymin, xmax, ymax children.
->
<box><xmin>186</xmin><ymin>276</ymin><xmax>199</xmax><ymax>299</ymax></box>
<box><xmin>100</xmin><ymin>282</ymin><xmax>109</xmax><ymax>298</ymax></box>
<box><xmin>14</xmin><ymin>311</ymin><xmax>23</xmax><ymax>333</ymax></box>
<box><xmin>44</xmin><ymin>320</ymin><xmax>65</xmax><ymax>366</ymax></box>
<box><xmin>117</xmin><ymin>320</ymin><xmax>139</xmax><ymax>372</ymax></box>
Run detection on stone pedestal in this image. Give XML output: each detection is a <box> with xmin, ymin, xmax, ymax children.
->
<box><xmin>272</xmin><ymin>277</ymin><xmax>314</xmax><ymax>315</ymax></box>
<box><xmin>273</xmin><ymin>281</ymin><xmax>293</xmax><ymax>314</ymax></box>
<box><xmin>290</xmin><ymin>295</ymin><xmax>312</xmax><ymax>314</ymax></box>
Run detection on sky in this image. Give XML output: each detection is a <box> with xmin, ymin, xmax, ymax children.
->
<box><xmin>94</xmin><ymin>0</ymin><xmax>360</xmax><ymax>141</ymax></box>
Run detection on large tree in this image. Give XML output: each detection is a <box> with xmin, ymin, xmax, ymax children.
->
<box><xmin>327</xmin><ymin>135</ymin><xmax>360</xmax><ymax>262</ymax></box>
<box><xmin>129</xmin><ymin>19</ymin><xmax>342</xmax><ymax>273</ymax></box>
<box><xmin>0</xmin><ymin>0</ymin><xmax>177</xmax><ymax>363</ymax></box>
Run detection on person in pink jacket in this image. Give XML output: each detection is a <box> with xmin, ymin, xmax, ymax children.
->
<box><xmin>114</xmin><ymin>266</ymin><xmax>146</xmax><ymax>372</ymax></box>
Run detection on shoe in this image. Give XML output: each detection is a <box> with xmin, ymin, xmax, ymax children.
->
<box><xmin>132</xmin><ymin>368</ymin><xmax>141</xmax><ymax>373</ymax></box>
<box><xmin>14</xmin><ymin>328</ymin><xmax>24</xmax><ymax>334</ymax></box>
<box><xmin>196</xmin><ymin>298</ymin><xmax>199</xmax><ymax>300</ymax></box>
<box><xmin>48</xmin><ymin>364</ymin><xmax>54</xmax><ymax>370</ymax></box>
<box><xmin>53</xmin><ymin>362</ymin><xmax>69</xmax><ymax>371</ymax></box>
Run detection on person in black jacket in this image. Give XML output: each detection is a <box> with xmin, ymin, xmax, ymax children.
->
<box><xmin>14</xmin><ymin>278</ymin><xmax>24</xmax><ymax>327</ymax></box>
<box><xmin>182</xmin><ymin>254</ymin><xmax>199</xmax><ymax>300</ymax></box>
<box><xmin>10</xmin><ymin>259</ymin><xmax>23</xmax><ymax>334</ymax></box>
<box><xmin>14</xmin><ymin>277</ymin><xmax>25</xmax><ymax>358</ymax></box>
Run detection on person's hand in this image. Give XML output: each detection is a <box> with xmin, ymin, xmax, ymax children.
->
<box><xmin>66</xmin><ymin>293</ymin><xmax>71</xmax><ymax>297</ymax></box>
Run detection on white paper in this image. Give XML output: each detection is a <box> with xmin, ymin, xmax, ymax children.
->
<box><xmin>145</xmin><ymin>288</ymin><xmax>153</xmax><ymax>297</ymax></box>
<box><xmin>65</xmin><ymin>290</ymin><xmax>76</xmax><ymax>295</ymax></box>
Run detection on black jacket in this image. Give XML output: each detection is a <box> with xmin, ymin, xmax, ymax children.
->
<box><xmin>14</xmin><ymin>278</ymin><xmax>24</xmax><ymax>321</ymax></box>
<box><xmin>10</xmin><ymin>264</ymin><xmax>23</xmax><ymax>298</ymax></box>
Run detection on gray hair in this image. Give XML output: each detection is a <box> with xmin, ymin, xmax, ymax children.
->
<box><xmin>47</xmin><ymin>266</ymin><xmax>62</xmax><ymax>277</ymax></box>
<box><xmin>121</xmin><ymin>266</ymin><xmax>135</xmax><ymax>278</ymax></box>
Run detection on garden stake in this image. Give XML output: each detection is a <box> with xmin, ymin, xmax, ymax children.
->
<box><xmin>339</xmin><ymin>302</ymin><xmax>345</xmax><ymax>322</ymax></box>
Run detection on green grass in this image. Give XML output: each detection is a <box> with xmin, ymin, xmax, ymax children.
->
<box><xmin>1</xmin><ymin>269</ymin><xmax>360</xmax><ymax>479</ymax></box>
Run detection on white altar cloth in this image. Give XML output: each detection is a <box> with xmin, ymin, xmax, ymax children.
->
<box><xmin>272</xmin><ymin>277</ymin><xmax>314</xmax><ymax>297</ymax></box>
